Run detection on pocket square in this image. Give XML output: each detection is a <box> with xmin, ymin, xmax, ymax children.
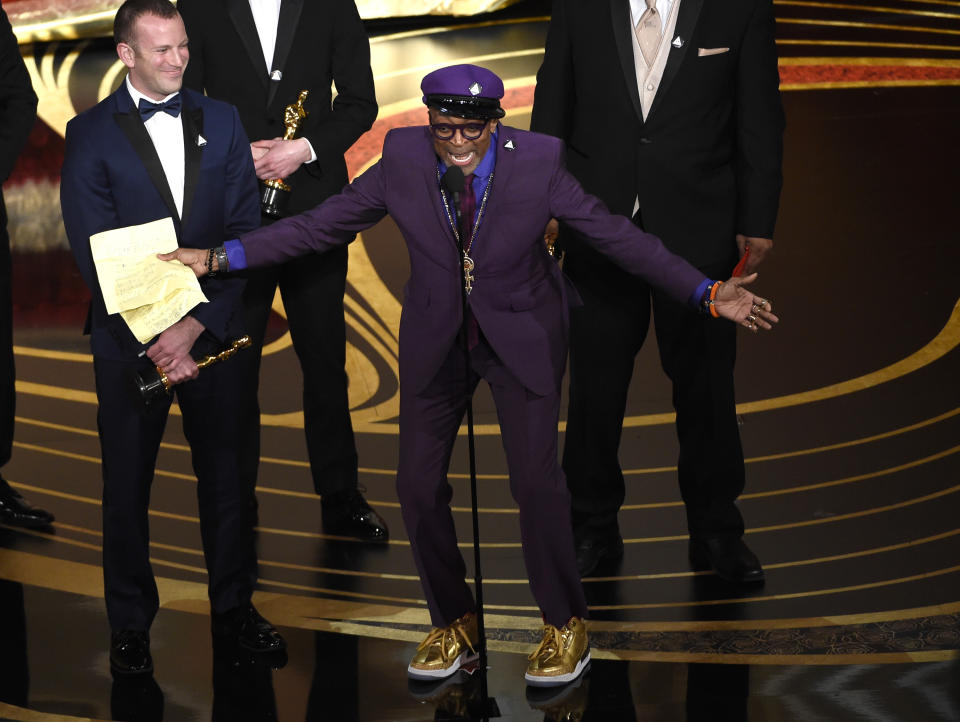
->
<box><xmin>197</xmin><ymin>134</ymin><xmax>207</xmax><ymax>147</ymax></box>
<box><xmin>698</xmin><ymin>47</ymin><xmax>730</xmax><ymax>57</ymax></box>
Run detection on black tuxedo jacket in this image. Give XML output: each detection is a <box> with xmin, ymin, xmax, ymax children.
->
<box><xmin>531</xmin><ymin>0</ymin><xmax>784</xmax><ymax>268</ymax></box>
<box><xmin>179</xmin><ymin>0</ymin><xmax>377</xmax><ymax>214</ymax></box>
<box><xmin>0</xmin><ymin>8</ymin><xmax>37</xmax><ymax>188</ymax></box>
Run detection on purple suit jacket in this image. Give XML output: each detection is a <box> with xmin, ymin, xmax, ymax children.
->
<box><xmin>239</xmin><ymin>125</ymin><xmax>706</xmax><ymax>396</ymax></box>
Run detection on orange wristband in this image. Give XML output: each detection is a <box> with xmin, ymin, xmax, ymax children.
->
<box><xmin>708</xmin><ymin>280</ymin><xmax>722</xmax><ymax>318</ymax></box>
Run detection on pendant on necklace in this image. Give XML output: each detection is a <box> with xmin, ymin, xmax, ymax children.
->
<box><xmin>463</xmin><ymin>255</ymin><xmax>475</xmax><ymax>295</ymax></box>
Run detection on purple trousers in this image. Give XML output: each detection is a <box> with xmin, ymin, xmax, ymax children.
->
<box><xmin>397</xmin><ymin>328</ymin><xmax>587</xmax><ymax>629</ymax></box>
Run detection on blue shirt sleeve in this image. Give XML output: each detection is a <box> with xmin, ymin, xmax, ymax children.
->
<box><xmin>224</xmin><ymin>239</ymin><xmax>247</xmax><ymax>271</ymax></box>
<box><xmin>690</xmin><ymin>278</ymin><xmax>713</xmax><ymax>311</ymax></box>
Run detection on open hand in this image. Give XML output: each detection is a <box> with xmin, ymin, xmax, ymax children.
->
<box><xmin>713</xmin><ymin>273</ymin><xmax>779</xmax><ymax>332</ymax></box>
<box><xmin>158</xmin><ymin>247</ymin><xmax>211</xmax><ymax>277</ymax></box>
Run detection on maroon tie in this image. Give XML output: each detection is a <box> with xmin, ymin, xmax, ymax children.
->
<box><xmin>459</xmin><ymin>174</ymin><xmax>480</xmax><ymax>349</ymax></box>
<box><xmin>459</xmin><ymin>173</ymin><xmax>476</xmax><ymax>240</ymax></box>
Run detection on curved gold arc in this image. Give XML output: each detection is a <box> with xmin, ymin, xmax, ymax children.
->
<box><xmin>778</xmin><ymin>38</ymin><xmax>960</xmax><ymax>50</ymax></box>
<box><xmin>97</xmin><ymin>58</ymin><xmax>126</xmax><ymax>103</ymax></box>
<box><xmin>777</xmin><ymin>16</ymin><xmax>960</xmax><ymax>36</ymax></box>
<box><xmin>23</xmin><ymin>402</ymin><xmax>960</xmax><ymax>483</ymax></box>
<box><xmin>340</xmin><ymin>294</ymin><xmax>960</xmax><ymax>434</ymax></box>
<box><xmin>9</xmin><ymin>439</ymin><xmax>960</xmax><ymax>549</ymax></box>
<box><xmin>775</xmin><ymin>0</ymin><xmax>960</xmax><ymax>20</ymax></box>
<box><xmin>42</xmin><ymin>517</ymin><xmax>960</xmax><ymax>586</ymax></box>
<box><xmin>12</xmin><ymin>414</ymin><xmax>960</xmax><ymax>514</ymax></box>
<box><xmin>4</xmin><ymin>547</ymin><xmax>960</xmax><ymax>645</ymax></box>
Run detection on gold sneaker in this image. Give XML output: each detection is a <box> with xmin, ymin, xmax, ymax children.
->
<box><xmin>525</xmin><ymin>617</ymin><xmax>591</xmax><ymax>687</ymax></box>
<box><xmin>407</xmin><ymin>612</ymin><xmax>479</xmax><ymax>680</ymax></box>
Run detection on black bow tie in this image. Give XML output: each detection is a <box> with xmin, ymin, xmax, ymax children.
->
<box><xmin>138</xmin><ymin>95</ymin><xmax>182</xmax><ymax>120</ymax></box>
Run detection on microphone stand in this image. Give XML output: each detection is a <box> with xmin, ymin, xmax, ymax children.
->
<box><xmin>448</xmin><ymin>174</ymin><xmax>499</xmax><ymax>719</ymax></box>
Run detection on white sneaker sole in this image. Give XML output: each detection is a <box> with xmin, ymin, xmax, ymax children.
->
<box><xmin>524</xmin><ymin>651</ymin><xmax>591</xmax><ymax>687</ymax></box>
<box><xmin>407</xmin><ymin>650</ymin><xmax>479</xmax><ymax>681</ymax></box>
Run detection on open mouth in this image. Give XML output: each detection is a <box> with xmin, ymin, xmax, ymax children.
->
<box><xmin>448</xmin><ymin>150</ymin><xmax>475</xmax><ymax>166</ymax></box>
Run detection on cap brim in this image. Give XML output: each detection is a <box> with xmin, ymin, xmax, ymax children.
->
<box><xmin>424</xmin><ymin>94</ymin><xmax>505</xmax><ymax>120</ymax></box>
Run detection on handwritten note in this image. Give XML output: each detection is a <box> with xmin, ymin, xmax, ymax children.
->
<box><xmin>89</xmin><ymin>218</ymin><xmax>208</xmax><ymax>343</ymax></box>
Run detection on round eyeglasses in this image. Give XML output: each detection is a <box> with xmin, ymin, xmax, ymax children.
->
<box><xmin>429</xmin><ymin>122</ymin><xmax>488</xmax><ymax>141</ymax></box>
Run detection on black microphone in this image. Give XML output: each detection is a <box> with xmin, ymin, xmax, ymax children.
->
<box><xmin>441</xmin><ymin>166</ymin><xmax>465</xmax><ymax>226</ymax></box>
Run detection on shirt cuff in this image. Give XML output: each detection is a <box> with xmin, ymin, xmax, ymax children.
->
<box><xmin>303</xmin><ymin>137</ymin><xmax>317</xmax><ymax>164</ymax></box>
<box><xmin>690</xmin><ymin>278</ymin><xmax>713</xmax><ymax>311</ymax></box>
<box><xmin>224</xmin><ymin>239</ymin><xmax>247</xmax><ymax>271</ymax></box>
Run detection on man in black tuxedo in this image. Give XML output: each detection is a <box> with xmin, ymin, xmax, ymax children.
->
<box><xmin>0</xmin><ymin>6</ymin><xmax>55</xmax><ymax>529</ymax></box>
<box><xmin>178</xmin><ymin>0</ymin><xmax>387</xmax><ymax>541</ymax></box>
<box><xmin>531</xmin><ymin>0</ymin><xmax>784</xmax><ymax>582</ymax></box>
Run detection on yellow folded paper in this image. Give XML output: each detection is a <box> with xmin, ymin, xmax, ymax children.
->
<box><xmin>89</xmin><ymin>217</ymin><xmax>208</xmax><ymax>343</ymax></box>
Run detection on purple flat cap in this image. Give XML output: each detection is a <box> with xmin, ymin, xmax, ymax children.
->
<box><xmin>421</xmin><ymin>64</ymin><xmax>506</xmax><ymax>119</ymax></box>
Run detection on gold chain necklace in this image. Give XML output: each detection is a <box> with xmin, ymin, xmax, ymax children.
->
<box><xmin>438</xmin><ymin>168</ymin><xmax>494</xmax><ymax>295</ymax></box>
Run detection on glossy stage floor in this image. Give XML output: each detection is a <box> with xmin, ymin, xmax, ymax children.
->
<box><xmin>3</xmin><ymin>1</ymin><xmax>960</xmax><ymax>720</ymax></box>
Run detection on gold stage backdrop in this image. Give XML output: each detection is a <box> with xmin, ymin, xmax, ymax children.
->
<box><xmin>9</xmin><ymin>0</ymin><xmax>522</xmax><ymax>43</ymax></box>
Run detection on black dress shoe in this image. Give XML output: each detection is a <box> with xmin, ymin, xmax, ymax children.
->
<box><xmin>110</xmin><ymin>630</ymin><xmax>153</xmax><ymax>676</ymax></box>
<box><xmin>689</xmin><ymin>536</ymin><xmax>765</xmax><ymax>584</ymax></box>
<box><xmin>321</xmin><ymin>489</ymin><xmax>389</xmax><ymax>542</ymax></box>
<box><xmin>212</xmin><ymin>604</ymin><xmax>287</xmax><ymax>654</ymax></box>
<box><xmin>575</xmin><ymin>533</ymin><xmax>624</xmax><ymax>577</ymax></box>
<box><xmin>0</xmin><ymin>480</ymin><xmax>54</xmax><ymax>528</ymax></box>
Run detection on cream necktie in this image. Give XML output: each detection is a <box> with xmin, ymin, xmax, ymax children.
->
<box><xmin>635</xmin><ymin>0</ymin><xmax>662</xmax><ymax>67</ymax></box>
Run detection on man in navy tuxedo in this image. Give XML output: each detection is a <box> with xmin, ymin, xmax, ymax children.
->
<box><xmin>60</xmin><ymin>0</ymin><xmax>284</xmax><ymax>676</ymax></box>
<box><xmin>163</xmin><ymin>65</ymin><xmax>777</xmax><ymax>688</ymax></box>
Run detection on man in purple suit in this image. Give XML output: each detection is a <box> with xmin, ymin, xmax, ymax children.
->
<box><xmin>163</xmin><ymin>64</ymin><xmax>777</xmax><ymax>687</ymax></box>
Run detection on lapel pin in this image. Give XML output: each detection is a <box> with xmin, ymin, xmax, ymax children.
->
<box><xmin>270</xmin><ymin>69</ymin><xmax>282</xmax><ymax>81</ymax></box>
<box><xmin>504</xmin><ymin>139</ymin><xmax>515</xmax><ymax>151</ymax></box>
<box><xmin>672</xmin><ymin>36</ymin><xmax>683</xmax><ymax>48</ymax></box>
<box><xmin>197</xmin><ymin>135</ymin><xmax>207</xmax><ymax>147</ymax></box>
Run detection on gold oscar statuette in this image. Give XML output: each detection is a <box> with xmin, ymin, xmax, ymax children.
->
<box><xmin>134</xmin><ymin>335</ymin><xmax>253</xmax><ymax>405</ymax></box>
<box><xmin>260</xmin><ymin>90</ymin><xmax>310</xmax><ymax>218</ymax></box>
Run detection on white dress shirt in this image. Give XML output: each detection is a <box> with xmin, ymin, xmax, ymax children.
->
<box><xmin>247</xmin><ymin>0</ymin><xmax>316</xmax><ymax>163</ymax></box>
<box><xmin>630</xmin><ymin>0</ymin><xmax>674</xmax><ymax>30</ymax></box>
<box><xmin>125</xmin><ymin>76</ymin><xmax>185</xmax><ymax>218</ymax></box>
<box><xmin>248</xmin><ymin>0</ymin><xmax>282</xmax><ymax>73</ymax></box>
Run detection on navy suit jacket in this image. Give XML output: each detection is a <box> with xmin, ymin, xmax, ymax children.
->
<box><xmin>237</xmin><ymin>125</ymin><xmax>706</xmax><ymax>396</ymax></box>
<box><xmin>61</xmin><ymin>85</ymin><xmax>260</xmax><ymax>360</ymax></box>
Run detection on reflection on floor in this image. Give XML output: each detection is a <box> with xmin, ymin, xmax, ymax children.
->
<box><xmin>2</xmin><ymin>583</ymin><xmax>958</xmax><ymax>721</ymax></box>
<box><xmin>3</xmin><ymin>0</ymin><xmax>960</xmax><ymax>719</ymax></box>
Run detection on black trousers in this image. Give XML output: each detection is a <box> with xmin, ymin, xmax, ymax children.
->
<box><xmin>562</xmin><ymin>245</ymin><xmax>746</xmax><ymax>541</ymax></box>
<box><xmin>236</xmin><ymin>245</ymin><xmax>358</xmax><ymax>497</ymax></box>
<box><xmin>95</xmin><ymin>353</ymin><xmax>255</xmax><ymax>631</ymax></box>
<box><xmin>1</xmin><ymin>198</ymin><xmax>13</xmax><ymax>470</ymax></box>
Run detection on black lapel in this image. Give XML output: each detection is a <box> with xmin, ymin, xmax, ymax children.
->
<box><xmin>610</xmin><ymin>0</ymin><xmax>643</xmax><ymax>122</ymax></box>
<box><xmin>647</xmin><ymin>0</ymin><xmax>705</xmax><ymax>120</ymax></box>
<box><xmin>226</xmin><ymin>0</ymin><xmax>270</xmax><ymax>85</ymax></box>
<box><xmin>113</xmin><ymin>91</ymin><xmax>180</xmax><ymax>222</ymax></box>
<box><xmin>266</xmin><ymin>0</ymin><xmax>304</xmax><ymax>108</ymax></box>
<box><xmin>180</xmin><ymin>100</ymin><xmax>204</xmax><ymax>229</ymax></box>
